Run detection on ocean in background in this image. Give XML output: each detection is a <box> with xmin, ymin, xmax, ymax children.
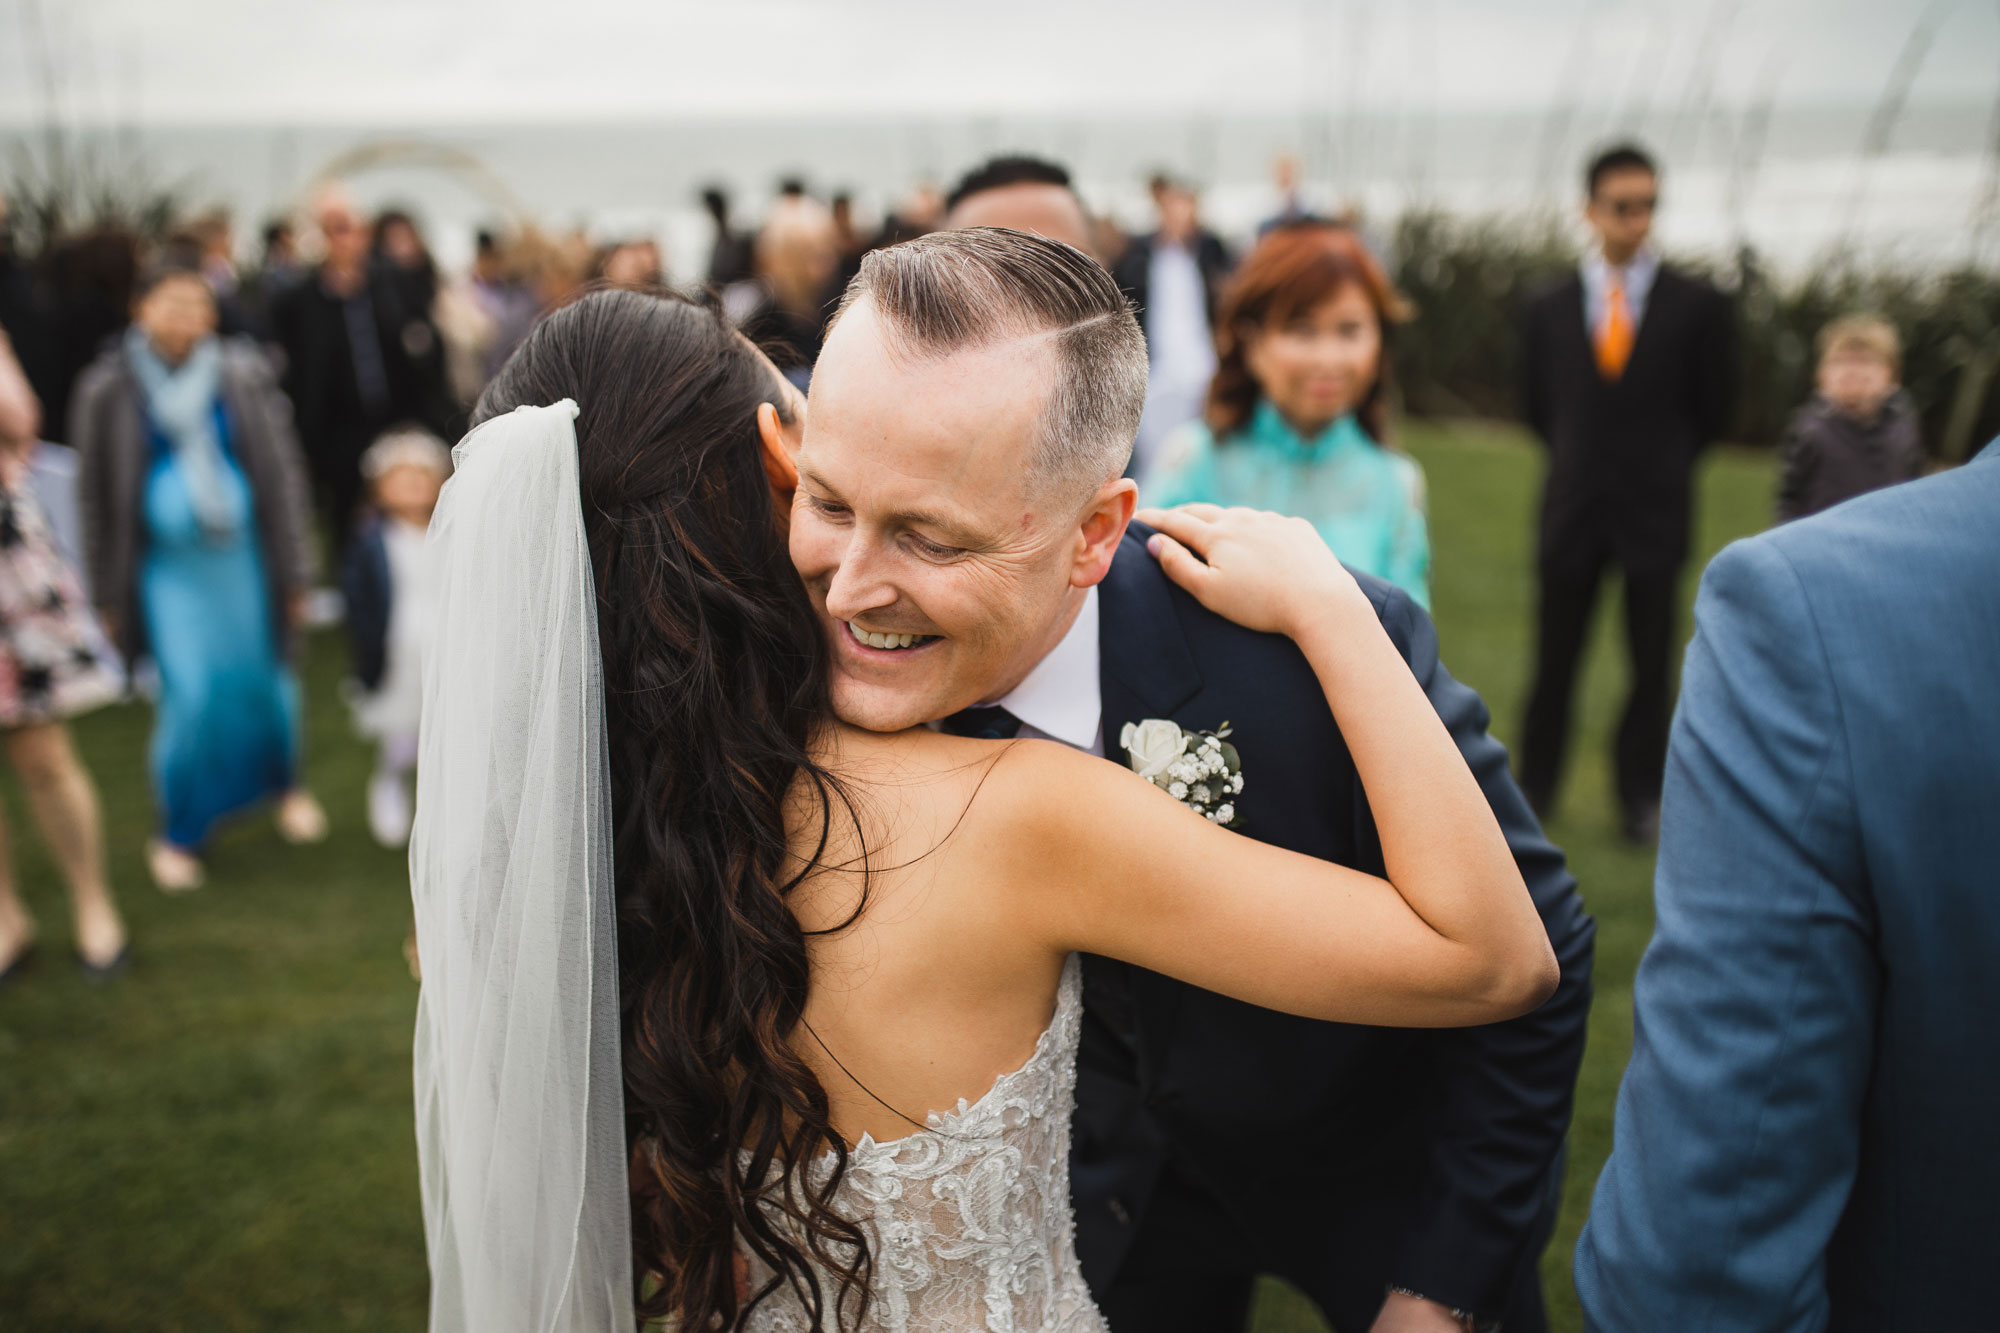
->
<box><xmin>6</xmin><ymin>101</ymin><xmax>1993</xmax><ymax>279</ymax></box>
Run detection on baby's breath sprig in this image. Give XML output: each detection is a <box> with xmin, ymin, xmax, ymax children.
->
<box><xmin>1119</xmin><ymin>719</ymin><xmax>1246</xmax><ymax>829</ymax></box>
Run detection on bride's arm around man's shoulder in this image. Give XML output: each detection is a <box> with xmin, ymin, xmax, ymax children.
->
<box><xmin>977</xmin><ymin>504</ymin><xmax>1560</xmax><ymax>1031</ymax></box>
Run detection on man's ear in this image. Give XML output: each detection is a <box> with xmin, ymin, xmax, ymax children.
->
<box><xmin>1071</xmin><ymin>476</ymin><xmax>1138</xmax><ymax>590</ymax></box>
<box><xmin>758</xmin><ymin>401</ymin><xmax>799</xmax><ymax>497</ymax></box>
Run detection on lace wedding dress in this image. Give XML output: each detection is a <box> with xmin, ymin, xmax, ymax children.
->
<box><xmin>743</xmin><ymin>954</ymin><xmax>1108</xmax><ymax>1333</ymax></box>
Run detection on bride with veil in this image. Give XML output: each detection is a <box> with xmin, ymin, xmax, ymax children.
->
<box><xmin>411</xmin><ymin>271</ymin><xmax>1556</xmax><ymax>1332</ymax></box>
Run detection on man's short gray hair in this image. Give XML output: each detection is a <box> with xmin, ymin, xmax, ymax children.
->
<box><xmin>838</xmin><ymin>228</ymin><xmax>1149</xmax><ymax>500</ymax></box>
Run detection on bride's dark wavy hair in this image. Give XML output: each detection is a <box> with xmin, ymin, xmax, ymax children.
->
<box><xmin>473</xmin><ymin>288</ymin><xmax>872</xmax><ymax>1330</ymax></box>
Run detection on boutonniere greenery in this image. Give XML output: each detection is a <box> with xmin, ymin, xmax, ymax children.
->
<box><xmin>1119</xmin><ymin>718</ymin><xmax>1245</xmax><ymax>828</ymax></box>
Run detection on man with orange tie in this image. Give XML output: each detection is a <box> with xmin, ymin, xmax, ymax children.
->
<box><xmin>1517</xmin><ymin>144</ymin><xmax>1736</xmax><ymax>844</ymax></box>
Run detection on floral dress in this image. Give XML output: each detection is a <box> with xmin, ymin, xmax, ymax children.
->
<box><xmin>0</xmin><ymin>477</ymin><xmax>120</xmax><ymax>728</ymax></box>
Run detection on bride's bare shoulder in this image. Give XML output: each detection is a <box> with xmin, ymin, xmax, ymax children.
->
<box><xmin>826</xmin><ymin>723</ymin><xmax>1099</xmax><ymax>779</ymax></box>
<box><xmin>816</xmin><ymin>725</ymin><xmax>1130</xmax><ymax>828</ymax></box>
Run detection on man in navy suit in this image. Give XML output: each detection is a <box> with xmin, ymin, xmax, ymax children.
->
<box><xmin>794</xmin><ymin>217</ymin><xmax>1594</xmax><ymax>1331</ymax></box>
<box><xmin>1577</xmin><ymin>441</ymin><xmax>2000</xmax><ymax>1331</ymax></box>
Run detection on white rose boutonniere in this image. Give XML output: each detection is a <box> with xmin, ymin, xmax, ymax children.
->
<box><xmin>1119</xmin><ymin>719</ymin><xmax>1245</xmax><ymax>828</ymax></box>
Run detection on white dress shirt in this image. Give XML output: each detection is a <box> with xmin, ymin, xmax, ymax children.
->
<box><xmin>1134</xmin><ymin>242</ymin><xmax>1218</xmax><ymax>485</ymax></box>
<box><xmin>1581</xmin><ymin>245</ymin><xmax>1660</xmax><ymax>336</ymax></box>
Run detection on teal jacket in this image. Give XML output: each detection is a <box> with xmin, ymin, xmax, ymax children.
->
<box><xmin>1147</xmin><ymin>402</ymin><xmax>1431</xmax><ymax>608</ymax></box>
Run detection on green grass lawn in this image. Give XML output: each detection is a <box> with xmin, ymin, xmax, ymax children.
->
<box><xmin>0</xmin><ymin>422</ymin><xmax>1777</xmax><ymax>1332</ymax></box>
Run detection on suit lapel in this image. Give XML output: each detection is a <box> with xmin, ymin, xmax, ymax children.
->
<box><xmin>1556</xmin><ymin>273</ymin><xmax>1598</xmax><ymax>377</ymax></box>
<box><xmin>1093</xmin><ymin>523</ymin><xmax>1202</xmax><ymax>1083</ymax></box>
<box><xmin>1622</xmin><ymin>265</ymin><xmax>1679</xmax><ymax>376</ymax></box>
<box><xmin>1097</xmin><ymin>525</ymin><xmax>1204</xmax><ymax>747</ymax></box>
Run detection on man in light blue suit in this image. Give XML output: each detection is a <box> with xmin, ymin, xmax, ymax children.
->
<box><xmin>1576</xmin><ymin>439</ymin><xmax>2000</xmax><ymax>1331</ymax></box>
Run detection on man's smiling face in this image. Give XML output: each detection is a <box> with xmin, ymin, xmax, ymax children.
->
<box><xmin>789</xmin><ymin>297</ymin><xmax>1090</xmax><ymax>733</ymax></box>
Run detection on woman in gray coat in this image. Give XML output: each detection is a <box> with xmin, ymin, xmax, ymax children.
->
<box><xmin>70</xmin><ymin>261</ymin><xmax>325</xmax><ymax>891</ymax></box>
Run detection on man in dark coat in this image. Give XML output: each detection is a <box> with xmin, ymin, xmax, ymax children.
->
<box><xmin>804</xmin><ymin>220</ymin><xmax>1593</xmax><ymax>1333</ymax></box>
<box><xmin>1517</xmin><ymin>144</ymin><xmax>1736</xmax><ymax>843</ymax></box>
<box><xmin>268</xmin><ymin>189</ymin><xmax>451</xmax><ymax>546</ymax></box>
<box><xmin>1113</xmin><ymin>176</ymin><xmax>1234</xmax><ymax>478</ymax></box>
<box><xmin>1112</xmin><ymin>175</ymin><xmax>1233</xmax><ymax>335</ymax></box>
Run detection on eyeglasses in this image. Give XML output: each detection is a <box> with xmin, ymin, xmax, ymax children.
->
<box><xmin>1602</xmin><ymin>196</ymin><xmax>1658</xmax><ymax>219</ymax></box>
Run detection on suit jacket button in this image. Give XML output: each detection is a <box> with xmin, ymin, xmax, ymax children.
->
<box><xmin>1108</xmin><ymin>1198</ymin><xmax>1132</xmax><ymax>1226</ymax></box>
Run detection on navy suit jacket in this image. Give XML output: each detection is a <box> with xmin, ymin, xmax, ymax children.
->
<box><xmin>1576</xmin><ymin>443</ymin><xmax>2000</xmax><ymax>1331</ymax></box>
<box><xmin>1074</xmin><ymin>524</ymin><xmax>1596</xmax><ymax>1322</ymax></box>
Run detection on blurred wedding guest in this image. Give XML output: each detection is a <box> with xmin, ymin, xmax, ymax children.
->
<box><xmin>1517</xmin><ymin>144</ymin><xmax>1734</xmax><ymax>844</ymax></box>
<box><xmin>0</xmin><ymin>193</ymin><xmax>53</xmax><ymax>415</ymax></box>
<box><xmin>699</xmin><ymin>186</ymin><xmax>753</xmax><ymax>288</ymax></box>
<box><xmin>830</xmin><ymin>190</ymin><xmax>868</xmax><ymax>288</ymax></box>
<box><xmin>942</xmin><ymin>154</ymin><xmax>1094</xmax><ymax>253</ymax></box>
<box><xmin>189</xmin><ymin>212</ymin><xmax>236</xmax><ymax>291</ymax></box>
<box><xmin>238</xmin><ymin>217</ymin><xmax>304</xmax><ymax>337</ymax></box>
<box><xmin>871</xmin><ymin>180</ymin><xmax>945</xmax><ymax>249</ymax></box>
<box><xmin>1150</xmin><ymin>222</ymin><xmax>1431</xmax><ymax>608</ymax></box>
<box><xmin>1776</xmin><ymin>315</ymin><xmax>1922</xmax><ymax>523</ymax></box>
<box><xmin>461</xmin><ymin>229</ymin><xmax>536</xmax><ymax>385</ymax></box>
<box><xmin>0</xmin><ymin>324</ymin><xmax>127</xmax><ymax>981</ymax></box>
<box><xmin>38</xmin><ymin>227</ymin><xmax>139</xmax><ymax>445</ymax></box>
<box><xmin>1576</xmin><ymin>438</ymin><xmax>2000</xmax><ymax>1333</ymax></box>
<box><xmin>728</xmin><ymin>195</ymin><xmax>839</xmax><ymax>385</ymax></box>
<box><xmin>1260</xmin><ymin>152</ymin><xmax>1314</xmax><ymax>235</ymax></box>
<box><xmin>1091</xmin><ymin>212</ymin><xmax>1132</xmax><ymax>269</ymax></box>
<box><xmin>259</xmin><ymin>218</ymin><xmax>300</xmax><ymax>284</ymax></box>
<box><xmin>1114</xmin><ymin>175</ymin><xmax>1233</xmax><ymax>479</ymax></box>
<box><xmin>70</xmin><ymin>260</ymin><xmax>326</xmax><ymax>892</ymax></box>
<box><xmin>341</xmin><ymin>425</ymin><xmax>449</xmax><ymax>848</ymax></box>
<box><xmin>269</xmin><ymin>188</ymin><xmax>451</xmax><ymax>544</ymax></box>
<box><xmin>371</xmin><ymin>208</ymin><xmax>442</xmax><ymax>313</ymax></box>
<box><xmin>184</xmin><ymin>212</ymin><xmax>255</xmax><ymax>338</ymax></box>
<box><xmin>590</xmin><ymin>238</ymin><xmax>665</xmax><ymax>290</ymax></box>
<box><xmin>370</xmin><ymin>209</ymin><xmax>452</xmax><ymax>421</ymax></box>
<box><xmin>487</xmin><ymin>228</ymin><xmax>586</xmax><ymax>377</ymax></box>
<box><xmin>433</xmin><ymin>254</ymin><xmax>500</xmax><ymax>414</ymax></box>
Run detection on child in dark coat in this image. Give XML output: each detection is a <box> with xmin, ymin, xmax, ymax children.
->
<box><xmin>1776</xmin><ymin>315</ymin><xmax>1924</xmax><ymax>523</ymax></box>
<box><xmin>342</xmin><ymin>425</ymin><xmax>450</xmax><ymax>847</ymax></box>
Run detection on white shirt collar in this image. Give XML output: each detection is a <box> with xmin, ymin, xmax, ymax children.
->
<box><xmin>994</xmin><ymin>585</ymin><xmax>1102</xmax><ymax>752</ymax></box>
<box><xmin>1582</xmin><ymin>245</ymin><xmax>1660</xmax><ymax>297</ymax></box>
<box><xmin>1581</xmin><ymin>244</ymin><xmax>1661</xmax><ymax>328</ymax></box>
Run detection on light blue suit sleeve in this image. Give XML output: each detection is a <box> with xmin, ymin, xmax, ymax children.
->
<box><xmin>1575</xmin><ymin>536</ymin><xmax>1876</xmax><ymax>1332</ymax></box>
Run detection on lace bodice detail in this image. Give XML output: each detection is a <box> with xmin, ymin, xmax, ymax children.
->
<box><xmin>743</xmin><ymin>955</ymin><xmax>1106</xmax><ymax>1333</ymax></box>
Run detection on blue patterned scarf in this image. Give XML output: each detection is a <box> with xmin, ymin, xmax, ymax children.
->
<box><xmin>124</xmin><ymin>327</ymin><xmax>237</xmax><ymax>542</ymax></box>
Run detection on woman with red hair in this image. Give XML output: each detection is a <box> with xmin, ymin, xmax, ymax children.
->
<box><xmin>1149</xmin><ymin>222</ymin><xmax>1431</xmax><ymax>607</ymax></box>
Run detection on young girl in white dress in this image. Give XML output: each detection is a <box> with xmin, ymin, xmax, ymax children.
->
<box><xmin>342</xmin><ymin>427</ymin><xmax>449</xmax><ymax>847</ymax></box>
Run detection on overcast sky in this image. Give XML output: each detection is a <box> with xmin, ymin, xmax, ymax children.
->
<box><xmin>4</xmin><ymin>0</ymin><xmax>1995</xmax><ymax>125</ymax></box>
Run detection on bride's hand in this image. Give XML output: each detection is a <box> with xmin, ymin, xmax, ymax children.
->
<box><xmin>1135</xmin><ymin>504</ymin><xmax>1370</xmax><ymax>637</ymax></box>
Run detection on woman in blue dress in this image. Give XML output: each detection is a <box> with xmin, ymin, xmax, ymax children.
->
<box><xmin>1148</xmin><ymin>222</ymin><xmax>1432</xmax><ymax>608</ymax></box>
<box><xmin>72</xmin><ymin>261</ymin><xmax>324</xmax><ymax>891</ymax></box>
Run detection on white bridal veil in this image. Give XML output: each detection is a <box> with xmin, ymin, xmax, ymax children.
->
<box><xmin>409</xmin><ymin>400</ymin><xmax>637</xmax><ymax>1333</ymax></box>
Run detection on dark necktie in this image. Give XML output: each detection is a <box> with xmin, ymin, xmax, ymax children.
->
<box><xmin>940</xmin><ymin>704</ymin><xmax>1023</xmax><ymax>740</ymax></box>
